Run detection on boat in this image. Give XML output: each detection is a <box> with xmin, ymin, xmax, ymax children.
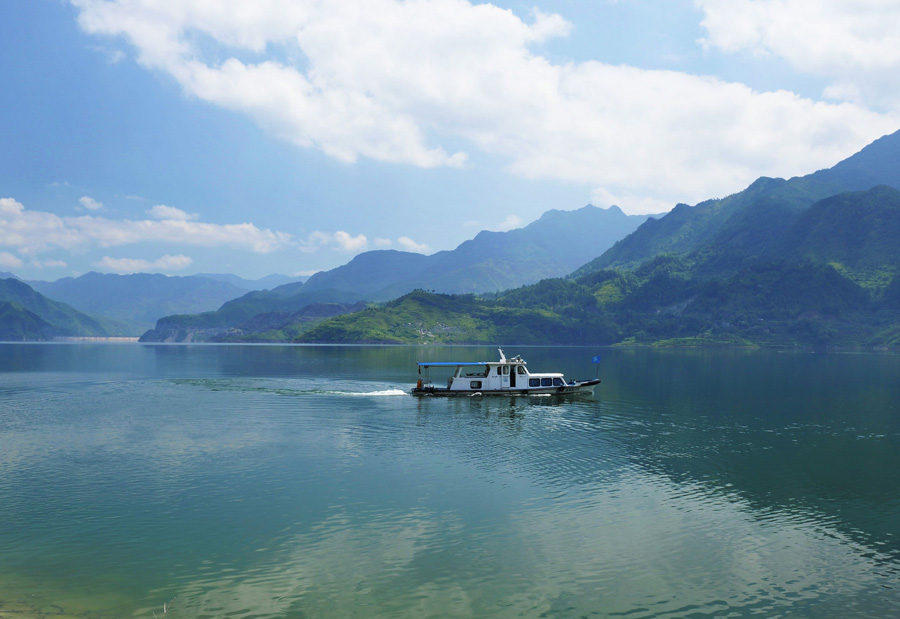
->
<box><xmin>411</xmin><ymin>348</ymin><xmax>600</xmax><ymax>396</ymax></box>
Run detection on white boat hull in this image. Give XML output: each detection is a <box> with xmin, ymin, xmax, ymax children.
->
<box><xmin>411</xmin><ymin>378</ymin><xmax>600</xmax><ymax>397</ymax></box>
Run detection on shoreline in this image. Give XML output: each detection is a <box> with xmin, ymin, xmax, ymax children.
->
<box><xmin>52</xmin><ymin>336</ymin><xmax>140</xmax><ymax>343</ymax></box>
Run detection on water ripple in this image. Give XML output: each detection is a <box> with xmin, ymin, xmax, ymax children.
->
<box><xmin>3</xmin><ymin>346</ymin><xmax>900</xmax><ymax>617</ymax></box>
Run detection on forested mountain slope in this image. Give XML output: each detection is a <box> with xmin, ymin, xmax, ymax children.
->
<box><xmin>140</xmin><ymin>205</ymin><xmax>652</xmax><ymax>341</ymax></box>
<box><xmin>578</xmin><ymin>128</ymin><xmax>900</xmax><ymax>276</ymax></box>
<box><xmin>0</xmin><ymin>278</ymin><xmax>129</xmax><ymax>339</ymax></box>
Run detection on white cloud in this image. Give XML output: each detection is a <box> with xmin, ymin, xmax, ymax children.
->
<box><xmin>79</xmin><ymin>196</ymin><xmax>104</xmax><ymax>211</ymax></box>
<box><xmin>494</xmin><ymin>215</ymin><xmax>523</xmax><ymax>232</ymax></box>
<box><xmin>70</xmin><ymin>0</ymin><xmax>900</xmax><ymax>213</ymax></box>
<box><xmin>147</xmin><ymin>204</ymin><xmax>198</xmax><ymax>220</ymax></box>
<box><xmin>300</xmin><ymin>230</ymin><xmax>369</xmax><ymax>253</ymax></box>
<box><xmin>1</xmin><ymin>198</ymin><xmax>24</xmax><ymax>215</ymax></box>
<box><xmin>697</xmin><ymin>0</ymin><xmax>900</xmax><ymax>108</ymax></box>
<box><xmin>397</xmin><ymin>236</ymin><xmax>431</xmax><ymax>253</ymax></box>
<box><xmin>95</xmin><ymin>254</ymin><xmax>193</xmax><ymax>273</ymax></box>
<box><xmin>333</xmin><ymin>231</ymin><xmax>368</xmax><ymax>252</ymax></box>
<box><xmin>591</xmin><ymin>187</ymin><xmax>673</xmax><ymax>216</ymax></box>
<box><xmin>31</xmin><ymin>259</ymin><xmax>69</xmax><ymax>269</ymax></box>
<box><xmin>0</xmin><ymin>197</ymin><xmax>290</xmax><ymax>255</ymax></box>
<box><xmin>293</xmin><ymin>268</ymin><xmax>320</xmax><ymax>277</ymax></box>
<box><xmin>0</xmin><ymin>251</ymin><xmax>24</xmax><ymax>269</ymax></box>
<box><xmin>299</xmin><ymin>233</ymin><xmax>428</xmax><ymax>254</ymax></box>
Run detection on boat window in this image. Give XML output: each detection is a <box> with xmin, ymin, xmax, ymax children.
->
<box><xmin>503</xmin><ymin>366</ymin><xmax>510</xmax><ymax>375</ymax></box>
<box><xmin>541</xmin><ymin>378</ymin><xmax>552</xmax><ymax>387</ymax></box>
<box><xmin>465</xmin><ymin>365</ymin><xmax>489</xmax><ymax>378</ymax></box>
<box><xmin>553</xmin><ymin>378</ymin><xmax>563</xmax><ymax>386</ymax></box>
<box><xmin>470</xmin><ymin>381</ymin><xmax>482</xmax><ymax>389</ymax></box>
<box><xmin>517</xmin><ymin>366</ymin><xmax>526</xmax><ymax>375</ymax></box>
<box><xmin>497</xmin><ymin>366</ymin><xmax>502</xmax><ymax>375</ymax></box>
<box><xmin>529</xmin><ymin>378</ymin><xmax>540</xmax><ymax>387</ymax></box>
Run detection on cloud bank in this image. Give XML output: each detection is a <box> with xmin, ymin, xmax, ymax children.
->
<box><xmin>697</xmin><ymin>0</ymin><xmax>900</xmax><ymax>109</ymax></box>
<box><xmin>0</xmin><ymin>197</ymin><xmax>290</xmax><ymax>256</ymax></box>
<box><xmin>300</xmin><ymin>230</ymin><xmax>431</xmax><ymax>254</ymax></box>
<box><xmin>71</xmin><ymin>0</ymin><xmax>899</xmax><ymax>213</ymax></box>
<box><xmin>79</xmin><ymin>196</ymin><xmax>104</xmax><ymax>211</ymax></box>
<box><xmin>147</xmin><ymin>204</ymin><xmax>198</xmax><ymax>221</ymax></box>
<box><xmin>95</xmin><ymin>254</ymin><xmax>193</xmax><ymax>273</ymax></box>
<box><xmin>1</xmin><ymin>197</ymin><xmax>433</xmax><ymax>275</ymax></box>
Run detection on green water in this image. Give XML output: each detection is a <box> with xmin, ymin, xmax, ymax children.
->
<box><xmin>1</xmin><ymin>344</ymin><xmax>899</xmax><ymax>617</ymax></box>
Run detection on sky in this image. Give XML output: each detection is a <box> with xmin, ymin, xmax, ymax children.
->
<box><xmin>2</xmin><ymin>0</ymin><xmax>899</xmax><ymax>281</ymax></box>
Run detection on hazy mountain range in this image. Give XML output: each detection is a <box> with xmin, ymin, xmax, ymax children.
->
<box><xmin>139</xmin><ymin>204</ymin><xmax>654</xmax><ymax>341</ymax></box>
<box><xmin>291</xmin><ymin>128</ymin><xmax>900</xmax><ymax>348</ymax></box>
<box><xmin>0</xmin><ymin>277</ymin><xmax>127</xmax><ymax>339</ymax></box>
<box><xmin>0</xmin><ymin>204</ymin><xmax>651</xmax><ymax>341</ymax></box>
<box><xmin>3</xmin><ymin>127</ymin><xmax>900</xmax><ymax>346</ymax></box>
<box><xmin>302</xmin><ymin>204</ymin><xmax>654</xmax><ymax>299</ymax></box>
<box><xmin>578</xmin><ymin>130</ymin><xmax>900</xmax><ymax>279</ymax></box>
<box><xmin>0</xmin><ymin>272</ymin><xmax>302</xmax><ymax>340</ymax></box>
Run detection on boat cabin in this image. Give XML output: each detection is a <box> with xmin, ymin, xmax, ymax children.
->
<box><xmin>415</xmin><ymin>349</ymin><xmax>568</xmax><ymax>394</ymax></box>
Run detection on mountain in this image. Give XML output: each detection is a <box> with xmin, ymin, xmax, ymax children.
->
<box><xmin>302</xmin><ymin>250</ymin><xmax>432</xmax><ymax>300</ymax></box>
<box><xmin>810</xmin><ymin>130</ymin><xmax>900</xmax><ymax>192</ymax></box>
<box><xmin>296</xmin><ymin>131</ymin><xmax>900</xmax><ymax>349</ymax></box>
<box><xmin>141</xmin><ymin>205</ymin><xmax>653</xmax><ymax>341</ymax></box>
<box><xmin>195</xmin><ymin>273</ymin><xmax>305</xmax><ymax>290</ymax></box>
<box><xmin>0</xmin><ymin>301</ymin><xmax>55</xmax><ymax>341</ymax></box>
<box><xmin>30</xmin><ymin>272</ymin><xmax>251</xmax><ymax>332</ymax></box>
<box><xmin>298</xmin><ymin>258</ymin><xmax>895</xmax><ymax>348</ymax></box>
<box><xmin>776</xmin><ymin>185</ymin><xmax>900</xmax><ymax>286</ymax></box>
<box><xmin>578</xmin><ymin>129</ymin><xmax>900</xmax><ymax>276</ymax></box>
<box><xmin>143</xmin><ymin>129</ymin><xmax>900</xmax><ymax>347</ymax></box>
<box><xmin>302</xmin><ymin>205</ymin><xmax>654</xmax><ymax>299</ymax></box>
<box><xmin>210</xmin><ymin>301</ymin><xmax>368</xmax><ymax>343</ymax></box>
<box><xmin>298</xmin><ymin>289</ymin><xmax>604</xmax><ymax>345</ymax></box>
<box><xmin>0</xmin><ymin>278</ymin><xmax>125</xmax><ymax>338</ymax></box>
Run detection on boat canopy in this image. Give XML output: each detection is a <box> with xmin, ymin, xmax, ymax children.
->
<box><xmin>417</xmin><ymin>361</ymin><xmax>491</xmax><ymax>367</ymax></box>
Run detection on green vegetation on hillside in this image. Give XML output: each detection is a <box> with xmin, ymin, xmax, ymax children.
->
<box><xmin>296</xmin><ymin>259</ymin><xmax>898</xmax><ymax>349</ymax></box>
<box><xmin>0</xmin><ymin>278</ymin><xmax>128</xmax><ymax>338</ymax></box>
<box><xmin>0</xmin><ymin>301</ymin><xmax>55</xmax><ymax>340</ymax></box>
<box><xmin>301</xmin><ymin>289</ymin><xmax>620</xmax><ymax>345</ymax></box>
<box><xmin>142</xmin><ymin>182</ymin><xmax>900</xmax><ymax>349</ymax></box>
<box><xmin>295</xmin><ymin>181</ymin><xmax>900</xmax><ymax>349</ymax></box>
<box><xmin>9</xmin><ymin>131</ymin><xmax>900</xmax><ymax>346</ymax></box>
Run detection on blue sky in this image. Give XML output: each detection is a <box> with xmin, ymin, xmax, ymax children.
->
<box><xmin>2</xmin><ymin>0</ymin><xmax>899</xmax><ymax>280</ymax></box>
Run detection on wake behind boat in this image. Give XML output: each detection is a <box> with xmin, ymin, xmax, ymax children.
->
<box><xmin>411</xmin><ymin>349</ymin><xmax>600</xmax><ymax>396</ymax></box>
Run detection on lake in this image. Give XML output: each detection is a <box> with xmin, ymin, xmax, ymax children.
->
<box><xmin>1</xmin><ymin>344</ymin><xmax>899</xmax><ymax>618</ymax></box>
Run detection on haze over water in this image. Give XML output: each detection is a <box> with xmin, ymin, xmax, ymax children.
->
<box><xmin>1</xmin><ymin>344</ymin><xmax>899</xmax><ymax>618</ymax></box>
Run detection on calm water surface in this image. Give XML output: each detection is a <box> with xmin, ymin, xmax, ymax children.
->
<box><xmin>1</xmin><ymin>344</ymin><xmax>899</xmax><ymax>618</ymax></box>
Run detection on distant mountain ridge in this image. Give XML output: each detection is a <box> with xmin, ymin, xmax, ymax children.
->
<box><xmin>577</xmin><ymin>128</ymin><xmax>900</xmax><ymax>277</ymax></box>
<box><xmin>29</xmin><ymin>272</ymin><xmax>254</xmax><ymax>332</ymax></box>
<box><xmin>297</xmin><ymin>187</ymin><xmax>900</xmax><ymax>348</ymax></box>
<box><xmin>0</xmin><ymin>278</ymin><xmax>129</xmax><ymax>339</ymax></box>
<box><xmin>8</xmin><ymin>129</ymin><xmax>900</xmax><ymax>346</ymax></box>
<box><xmin>0</xmin><ymin>301</ymin><xmax>55</xmax><ymax>341</ymax></box>
<box><xmin>295</xmin><ymin>129</ymin><xmax>900</xmax><ymax>348</ymax></box>
<box><xmin>776</xmin><ymin>185</ymin><xmax>900</xmax><ymax>286</ymax></box>
<box><xmin>301</xmin><ymin>205</ymin><xmax>652</xmax><ymax>299</ymax></box>
<box><xmin>810</xmin><ymin>130</ymin><xmax>900</xmax><ymax>192</ymax></box>
<box><xmin>195</xmin><ymin>273</ymin><xmax>304</xmax><ymax>290</ymax></box>
<box><xmin>140</xmin><ymin>204</ymin><xmax>654</xmax><ymax>341</ymax></box>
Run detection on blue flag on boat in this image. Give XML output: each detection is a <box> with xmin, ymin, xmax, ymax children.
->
<box><xmin>591</xmin><ymin>355</ymin><xmax>601</xmax><ymax>363</ymax></box>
